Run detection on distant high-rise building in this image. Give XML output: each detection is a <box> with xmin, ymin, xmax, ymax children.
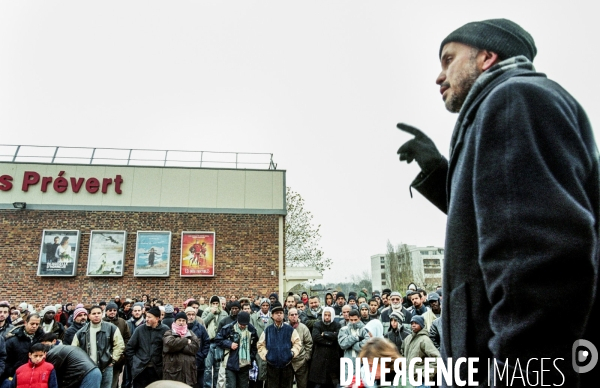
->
<box><xmin>370</xmin><ymin>245</ymin><xmax>444</xmax><ymax>292</ymax></box>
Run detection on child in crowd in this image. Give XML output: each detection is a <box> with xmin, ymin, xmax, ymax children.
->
<box><xmin>13</xmin><ymin>343</ymin><xmax>58</xmax><ymax>388</ymax></box>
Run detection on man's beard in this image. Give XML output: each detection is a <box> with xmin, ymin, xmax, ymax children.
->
<box><xmin>445</xmin><ymin>55</ymin><xmax>481</xmax><ymax>113</ymax></box>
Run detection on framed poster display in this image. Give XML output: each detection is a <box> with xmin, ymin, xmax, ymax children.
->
<box><xmin>38</xmin><ymin>230</ymin><xmax>80</xmax><ymax>276</ymax></box>
<box><xmin>87</xmin><ymin>231</ymin><xmax>127</xmax><ymax>276</ymax></box>
<box><xmin>134</xmin><ymin>231</ymin><xmax>171</xmax><ymax>277</ymax></box>
<box><xmin>180</xmin><ymin>231</ymin><xmax>216</xmax><ymax>277</ymax></box>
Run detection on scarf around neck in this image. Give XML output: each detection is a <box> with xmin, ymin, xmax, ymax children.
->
<box><xmin>234</xmin><ymin>323</ymin><xmax>251</xmax><ymax>366</ymax></box>
<box><xmin>450</xmin><ymin>55</ymin><xmax>536</xmax><ymax>156</ymax></box>
<box><xmin>171</xmin><ymin>322</ymin><xmax>188</xmax><ymax>337</ymax></box>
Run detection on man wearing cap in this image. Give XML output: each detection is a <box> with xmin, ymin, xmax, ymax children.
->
<box><xmin>126</xmin><ymin>306</ymin><xmax>169</xmax><ymax>388</ymax></box>
<box><xmin>256</xmin><ymin>303</ymin><xmax>301</xmax><ymax>388</ymax></box>
<box><xmin>215</xmin><ymin>300</ymin><xmax>241</xmax><ymax>388</ymax></box>
<box><xmin>401</xmin><ymin>315</ymin><xmax>440</xmax><ymax>385</ymax></box>
<box><xmin>421</xmin><ymin>292</ymin><xmax>441</xmax><ymax>332</ymax></box>
<box><xmin>103</xmin><ymin>302</ymin><xmax>131</xmax><ymax>388</ymax></box>
<box><xmin>63</xmin><ymin>307</ymin><xmax>88</xmax><ymax>346</ymax></box>
<box><xmin>72</xmin><ymin>305</ymin><xmax>125</xmax><ymax>388</ymax></box>
<box><xmin>217</xmin><ymin>301</ymin><xmax>241</xmax><ymax>332</ymax></box>
<box><xmin>40</xmin><ymin>305</ymin><xmax>65</xmax><ymax>340</ymax></box>
<box><xmin>332</xmin><ymin>292</ymin><xmax>346</xmax><ymax>317</ymax></box>
<box><xmin>201</xmin><ymin>295</ymin><xmax>228</xmax><ymax>388</ymax></box>
<box><xmin>250</xmin><ymin>298</ymin><xmax>273</xmax><ymax>384</ymax></box>
<box><xmin>287</xmin><ymin>308</ymin><xmax>312</xmax><ymax>388</ymax></box>
<box><xmin>397</xmin><ymin>18</ymin><xmax>599</xmax><ymax>386</ymax></box>
<box><xmin>215</xmin><ymin>311</ymin><xmax>258</xmax><ymax>388</ymax></box>
<box><xmin>161</xmin><ymin>304</ymin><xmax>175</xmax><ymax>328</ymax></box>
<box><xmin>17</xmin><ymin>303</ymin><xmax>29</xmax><ymax>322</ymax></box>
<box><xmin>380</xmin><ymin>291</ymin><xmax>412</xmax><ymax>334</ymax></box>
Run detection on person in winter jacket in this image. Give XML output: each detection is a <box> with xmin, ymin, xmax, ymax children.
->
<box><xmin>215</xmin><ymin>311</ymin><xmax>258</xmax><ymax>388</ymax></box>
<box><xmin>13</xmin><ymin>343</ymin><xmax>58</xmax><ymax>388</ymax></box>
<box><xmin>397</xmin><ymin>17</ymin><xmax>599</xmax><ymax>388</ymax></box>
<box><xmin>383</xmin><ymin>311</ymin><xmax>403</xmax><ymax>354</ymax></box>
<box><xmin>125</xmin><ymin>306</ymin><xmax>169</xmax><ymax>388</ymax></box>
<box><xmin>401</xmin><ymin>316</ymin><xmax>440</xmax><ymax>384</ymax></box>
<box><xmin>3</xmin><ymin>314</ymin><xmax>45</xmax><ymax>382</ymax></box>
<box><xmin>308</xmin><ymin>307</ymin><xmax>340</xmax><ymax>387</ymax></box>
<box><xmin>201</xmin><ymin>295</ymin><xmax>228</xmax><ymax>388</ymax></box>
<box><xmin>338</xmin><ymin>310</ymin><xmax>369</xmax><ymax>383</ymax></box>
<box><xmin>162</xmin><ymin>312</ymin><xmax>200</xmax><ymax>387</ymax></box>
<box><xmin>185</xmin><ymin>307</ymin><xmax>210</xmax><ymax>388</ymax></box>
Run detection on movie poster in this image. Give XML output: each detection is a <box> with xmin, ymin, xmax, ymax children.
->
<box><xmin>87</xmin><ymin>231</ymin><xmax>126</xmax><ymax>277</ymax></box>
<box><xmin>38</xmin><ymin>230</ymin><xmax>80</xmax><ymax>276</ymax></box>
<box><xmin>180</xmin><ymin>231</ymin><xmax>215</xmax><ymax>277</ymax></box>
<box><xmin>134</xmin><ymin>231</ymin><xmax>171</xmax><ymax>277</ymax></box>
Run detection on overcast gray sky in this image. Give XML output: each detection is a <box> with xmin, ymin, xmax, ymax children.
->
<box><xmin>1</xmin><ymin>1</ymin><xmax>598</xmax><ymax>284</ymax></box>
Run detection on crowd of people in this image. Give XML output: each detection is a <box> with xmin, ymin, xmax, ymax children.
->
<box><xmin>0</xmin><ymin>285</ymin><xmax>442</xmax><ymax>388</ymax></box>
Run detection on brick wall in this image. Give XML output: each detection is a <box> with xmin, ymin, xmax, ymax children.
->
<box><xmin>0</xmin><ymin>210</ymin><xmax>280</xmax><ymax>307</ymax></box>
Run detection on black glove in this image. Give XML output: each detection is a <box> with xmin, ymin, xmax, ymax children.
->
<box><xmin>397</xmin><ymin>123</ymin><xmax>442</xmax><ymax>174</ymax></box>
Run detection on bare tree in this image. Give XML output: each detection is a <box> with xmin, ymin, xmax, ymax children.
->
<box><xmin>285</xmin><ymin>187</ymin><xmax>332</xmax><ymax>274</ymax></box>
<box><xmin>386</xmin><ymin>241</ymin><xmax>423</xmax><ymax>292</ymax></box>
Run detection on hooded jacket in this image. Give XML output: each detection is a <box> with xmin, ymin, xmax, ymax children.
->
<box><xmin>201</xmin><ymin>295</ymin><xmax>228</xmax><ymax>340</ymax></box>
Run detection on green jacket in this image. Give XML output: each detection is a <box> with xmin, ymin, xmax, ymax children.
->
<box><xmin>401</xmin><ymin>328</ymin><xmax>441</xmax><ymax>381</ymax></box>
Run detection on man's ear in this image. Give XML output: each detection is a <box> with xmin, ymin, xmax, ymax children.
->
<box><xmin>479</xmin><ymin>50</ymin><xmax>500</xmax><ymax>71</ymax></box>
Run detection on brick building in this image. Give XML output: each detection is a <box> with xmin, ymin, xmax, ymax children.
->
<box><xmin>0</xmin><ymin>146</ymin><xmax>286</xmax><ymax>306</ymax></box>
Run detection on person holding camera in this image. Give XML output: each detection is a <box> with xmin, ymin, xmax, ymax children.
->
<box><xmin>215</xmin><ymin>312</ymin><xmax>258</xmax><ymax>388</ymax></box>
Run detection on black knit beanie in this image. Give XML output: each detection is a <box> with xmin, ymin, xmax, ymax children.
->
<box><xmin>440</xmin><ymin>18</ymin><xmax>537</xmax><ymax>61</ymax></box>
<box><xmin>147</xmin><ymin>306</ymin><xmax>161</xmax><ymax>318</ymax></box>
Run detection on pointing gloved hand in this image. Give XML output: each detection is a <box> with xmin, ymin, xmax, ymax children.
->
<box><xmin>397</xmin><ymin>123</ymin><xmax>443</xmax><ymax>174</ymax></box>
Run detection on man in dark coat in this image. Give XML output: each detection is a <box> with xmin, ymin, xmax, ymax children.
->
<box><xmin>125</xmin><ymin>307</ymin><xmax>169</xmax><ymax>388</ymax></box>
<box><xmin>2</xmin><ymin>313</ymin><xmax>45</xmax><ymax>382</ymax></box>
<box><xmin>215</xmin><ymin>311</ymin><xmax>258</xmax><ymax>388</ymax></box>
<box><xmin>397</xmin><ymin>18</ymin><xmax>599</xmax><ymax>387</ymax></box>
<box><xmin>308</xmin><ymin>307</ymin><xmax>341</xmax><ymax>387</ymax></box>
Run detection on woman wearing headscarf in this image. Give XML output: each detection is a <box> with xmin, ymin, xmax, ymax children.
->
<box><xmin>163</xmin><ymin>312</ymin><xmax>201</xmax><ymax>386</ymax></box>
<box><xmin>308</xmin><ymin>306</ymin><xmax>341</xmax><ymax>388</ymax></box>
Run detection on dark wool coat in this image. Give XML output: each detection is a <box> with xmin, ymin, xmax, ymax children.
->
<box><xmin>162</xmin><ymin>329</ymin><xmax>200</xmax><ymax>386</ymax></box>
<box><xmin>3</xmin><ymin>327</ymin><xmax>45</xmax><ymax>380</ymax></box>
<box><xmin>125</xmin><ymin>323</ymin><xmax>169</xmax><ymax>381</ymax></box>
<box><xmin>413</xmin><ymin>61</ymin><xmax>599</xmax><ymax>387</ymax></box>
<box><xmin>308</xmin><ymin>320</ymin><xmax>341</xmax><ymax>385</ymax></box>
